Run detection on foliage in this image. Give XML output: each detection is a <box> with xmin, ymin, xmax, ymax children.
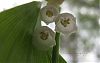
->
<box><xmin>0</xmin><ymin>1</ymin><xmax>67</xmax><ymax>63</ymax></box>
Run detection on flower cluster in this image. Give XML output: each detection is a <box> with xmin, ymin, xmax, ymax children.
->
<box><xmin>33</xmin><ymin>0</ymin><xmax>77</xmax><ymax>51</ymax></box>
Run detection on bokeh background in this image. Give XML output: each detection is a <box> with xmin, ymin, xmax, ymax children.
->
<box><xmin>0</xmin><ymin>0</ymin><xmax>100</xmax><ymax>63</ymax></box>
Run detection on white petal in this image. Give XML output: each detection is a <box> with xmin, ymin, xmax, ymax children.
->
<box><xmin>41</xmin><ymin>5</ymin><xmax>59</xmax><ymax>24</ymax></box>
<box><xmin>55</xmin><ymin>13</ymin><xmax>77</xmax><ymax>34</ymax></box>
<box><xmin>32</xmin><ymin>26</ymin><xmax>55</xmax><ymax>51</ymax></box>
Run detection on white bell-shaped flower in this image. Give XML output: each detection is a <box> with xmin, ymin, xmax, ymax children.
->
<box><xmin>32</xmin><ymin>26</ymin><xmax>55</xmax><ymax>51</ymax></box>
<box><xmin>41</xmin><ymin>5</ymin><xmax>59</xmax><ymax>24</ymax></box>
<box><xmin>55</xmin><ymin>13</ymin><xmax>77</xmax><ymax>35</ymax></box>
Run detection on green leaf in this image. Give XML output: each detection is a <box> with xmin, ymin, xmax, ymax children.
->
<box><xmin>52</xmin><ymin>32</ymin><xmax>60</xmax><ymax>63</ymax></box>
<box><xmin>0</xmin><ymin>1</ymin><xmax>67</xmax><ymax>63</ymax></box>
<box><xmin>59</xmin><ymin>55</ymin><xmax>67</xmax><ymax>63</ymax></box>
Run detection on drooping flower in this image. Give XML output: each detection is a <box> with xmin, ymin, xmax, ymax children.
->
<box><xmin>55</xmin><ymin>13</ymin><xmax>77</xmax><ymax>35</ymax></box>
<box><xmin>40</xmin><ymin>5</ymin><xmax>59</xmax><ymax>24</ymax></box>
<box><xmin>32</xmin><ymin>26</ymin><xmax>55</xmax><ymax>51</ymax></box>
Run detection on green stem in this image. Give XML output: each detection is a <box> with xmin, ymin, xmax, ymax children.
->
<box><xmin>52</xmin><ymin>32</ymin><xmax>60</xmax><ymax>63</ymax></box>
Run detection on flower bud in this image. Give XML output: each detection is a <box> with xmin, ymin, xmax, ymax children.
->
<box><xmin>41</xmin><ymin>5</ymin><xmax>59</xmax><ymax>24</ymax></box>
<box><xmin>55</xmin><ymin>13</ymin><xmax>77</xmax><ymax>35</ymax></box>
<box><xmin>32</xmin><ymin>26</ymin><xmax>55</xmax><ymax>51</ymax></box>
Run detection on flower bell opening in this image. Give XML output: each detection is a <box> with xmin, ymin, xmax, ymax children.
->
<box><xmin>41</xmin><ymin>5</ymin><xmax>59</xmax><ymax>24</ymax></box>
<box><xmin>32</xmin><ymin>26</ymin><xmax>55</xmax><ymax>51</ymax></box>
<box><xmin>55</xmin><ymin>13</ymin><xmax>77</xmax><ymax>34</ymax></box>
<box><xmin>60</xmin><ymin>18</ymin><xmax>70</xmax><ymax>27</ymax></box>
<box><xmin>46</xmin><ymin>10</ymin><xmax>53</xmax><ymax>17</ymax></box>
<box><xmin>40</xmin><ymin>31</ymin><xmax>49</xmax><ymax>40</ymax></box>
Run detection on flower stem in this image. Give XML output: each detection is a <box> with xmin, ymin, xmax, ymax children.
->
<box><xmin>52</xmin><ymin>32</ymin><xmax>60</xmax><ymax>63</ymax></box>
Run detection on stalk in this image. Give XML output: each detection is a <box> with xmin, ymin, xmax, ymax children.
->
<box><xmin>52</xmin><ymin>32</ymin><xmax>60</xmax><ymax>63</ymax></box>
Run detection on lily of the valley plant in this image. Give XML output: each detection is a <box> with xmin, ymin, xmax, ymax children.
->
<box><xmin>33</xmin><ymin>0</ymin><xmax>77</xmax><ymax>63</ymax></box>
<box><xmin>0</xmin><ymin>0</ymin><xmax>78</xmax><ymax>63</ymax></box>
<box><xmin>33</xmin><ymin>0</ymin><xmax>77</xmax><ymax>50</ymax></box>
